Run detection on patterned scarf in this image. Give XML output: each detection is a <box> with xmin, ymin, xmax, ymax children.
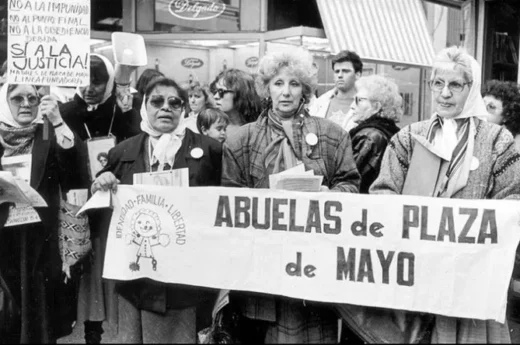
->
<box><xmin>0</xmin><ymin>122</ymin><xmax>37</xmax><ymax>157</ymax></box>
<box><xmin>264</xmin><ymin>109</ymin><xmax>300</xmax><ymax>175</ymax></box>
<box><xmin>425</xmin><ymin>115</ymin><xmax>474</xmax><ymax>197</ymax></box>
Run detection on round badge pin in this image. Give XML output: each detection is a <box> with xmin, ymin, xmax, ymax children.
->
<box><xmin>190</xmin><ymin>147</ymin><xmax>203</xmax><ymax>159</ymax></box>
<box><xmin>470</xmin><ymin>156</ymin><xmax>479</xmax><ymax>171</ymax></box>
<box><xmin>305</xmin><ymin>133</ymin><xmax>318</xmax><ymax>146</ymax></box>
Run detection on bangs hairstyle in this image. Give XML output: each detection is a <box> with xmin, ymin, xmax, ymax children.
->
<box><xmin>144</xmin><ymin>77</ymin><xmax>188</xmax><ymax>108</ymax></box>
<box><xmin>255</xmin><ymin>49</ymin><xmax>317</xmax><ymax>104</ymax></box>
<box><xmin>186</xmin><ymin>81</ymin><xmax>215</xmax><ymax>109</ymax></box>
<box><xmin>90</xmin><ymin>55</ymin><xmax>110</xmax><ymax>85</ymax></box>
<box><xmin>197</xmin><ymin>107</ymin><xmax>230</xmax><ymax>133</ymax></box>
<box><xmin>136</xmin><ymin>69</ymin><xmax>164</xmax><ymax>96</ymax></box>
<box><xmin>483</xmin><ymin>80</ymin><xmax>520</xmax><ymax>136</ymax></box>
<box><xmin>431</xmin><ymin>46</ymin><xmax>473</xmax><ymax>84</ymax></box>
<box><xmin>356</xmin><ymin>75</ymin><xmax>403</xmax><ymax>123</ymax></box>
<box><xmin>213</xmin><ymin>69</ymin><xmax>262</xmax><ymax>123</ymax></box>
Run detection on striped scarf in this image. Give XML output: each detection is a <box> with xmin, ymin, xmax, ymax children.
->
<box><xmin>0</xmin><ymin>122</ymin><xmax>38</xmax><ymax>157</ymax></box>
<box><xmin>426</xmin><ymin>116</ymin><xmax>473</xmax><ymax>197</ymax></box>
<box><xmin>263</xmin><ymin>110</ymin><xmax>300</xmax><ymax>175</ymax></box>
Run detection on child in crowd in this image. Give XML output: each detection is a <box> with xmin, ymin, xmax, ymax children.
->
<box><xmin>196</xmin><ymin>107</ymin><xmax>230</xmax><ymax>143</ymax></box>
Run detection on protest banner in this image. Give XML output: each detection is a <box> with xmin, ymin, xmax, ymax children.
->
<box><xmin>7</xmin><ymin>0</ymin><xmax>90</xmax><ymax>86</ymax></box>
<box><xmin>80</xmin><ymin>185</ymin><xmax>520</xmax><ymax>322</ymax></box>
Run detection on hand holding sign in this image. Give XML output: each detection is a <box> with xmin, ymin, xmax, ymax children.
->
<box><xmin>39</xmin><ymin>95</ymin><xmax>63</xmax><ymax>126</ymax></box>
<box><xmin>92</xmin><ymin>171</ymin><xmax>120</xmax><ymax>194</ymax></box>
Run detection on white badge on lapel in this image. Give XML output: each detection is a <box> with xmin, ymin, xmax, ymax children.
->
<box><xmin>305</xmin><ymin>133</ymin><xmax>318</xmax><ymax>146</ymax></box>
<box><xmin>470</xmin><ymin>156</ymin><xmax>479</xmax><ymax>171</ymax></box>
<box><xmin>190</xmin><ymin>147</ymin><xmax>203</xmax><ymax>159</ymax></box>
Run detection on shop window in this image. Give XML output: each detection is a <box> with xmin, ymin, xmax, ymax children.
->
<box><xmin>400</xmin><ymin>93</ymin><xmax>413</xmax><ymax>117</ymax></box>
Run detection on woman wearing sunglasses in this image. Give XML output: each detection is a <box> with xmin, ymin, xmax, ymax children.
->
<box><xmin>211</xmin><ymin>68</ymin><xmax>262</xmax><ymax>137</ymax></box>
<box><xmin>220</xmin><ymin>49</ymin><xmax>360</xmax><ymax>343</ymax></box>
<box><xmin>348</xmin><ymin>75</ymin><xmax>402</xmax><ymax>194</ymax></box>
<box><xmin>336</xmin><ymin>46</ymin><xmax>520</xmax><ymax>343</ymax></box>
<box><xmin>0</xmin><ymin>82</ymin><xmax>81</xmax><ymax>342</ymax></box>
<box><xmin>90</xmin><ymin>77</ymin><xmax>221</xmax><ymax>343</ymax></box>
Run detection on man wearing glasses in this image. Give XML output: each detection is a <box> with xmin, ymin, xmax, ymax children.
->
<box><xmin>310</xmin><ymin>50</ymin><xmax>363</xmax><ymax>132</ymax></box>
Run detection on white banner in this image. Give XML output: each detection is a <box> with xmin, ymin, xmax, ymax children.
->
<box><xmin>7</xmin><ymin>0</ymin><xmax>90</xmax><ymax>86</ymax></box>
<box><xmin>82</xmin><ymin>185</ymin><xmax>520</xmax><ymax>322</ymax></box>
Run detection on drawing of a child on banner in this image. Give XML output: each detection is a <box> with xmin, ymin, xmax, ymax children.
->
<box><xmin>126</xmin><ymin>209</ymin><xmax>170</xmax><ymax>271</ymax></box>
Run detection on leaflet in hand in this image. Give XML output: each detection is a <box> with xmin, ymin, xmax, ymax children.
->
<box><xmin>269</xmin><ymin>164</ymin><xmax>323</xmax><ymax>192</ymax></box>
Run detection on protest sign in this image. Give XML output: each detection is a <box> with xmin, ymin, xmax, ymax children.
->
<box><xmin>80</xmin><ymin>185</ymin><xmax>520</xmax><ymax>322</ymax></box>
<box><xmin>7</xmin><ymin>0</ymin><xmax>90</xmax><ymax>86</ymax></box>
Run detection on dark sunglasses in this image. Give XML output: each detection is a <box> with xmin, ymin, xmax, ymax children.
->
<box><xmin>149</xmin><ymin>95</ymin><xmax>184</xmax><ymax>110</ymax></box>
<box><xmin>213</xmin><ymin>88</ymin><xmax>234</xmax><ymax>98</ymax></box>
<box><xmin>10</xmin><ymin>95</ymin><xmax>40</xmax><ymax>107</ymax></box>
<box><xmin>354</xmin><ymin>96</ymin><xmax>369</xmax><ymax>105</ymax></box>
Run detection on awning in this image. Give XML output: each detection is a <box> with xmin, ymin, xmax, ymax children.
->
<box><xmin>316</xmin><ymin>0</ymin><xmax>435</xmax><ymax>67</ymax></box>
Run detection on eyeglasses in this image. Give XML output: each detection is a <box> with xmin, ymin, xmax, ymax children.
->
<box><xmin>429</xmin><ymin>79</ymin><xmax>472</xmax><ymax>93</ymax></box>
<box><xmin>213</xmin><ymin>88</ymin><xmax>234</xmax><ymax>99</ymax></box>
<box><xmin>10</xmin><ymin>95</ymin><xmax>40</xmax><ymax>107</ymax></box>
<box><xmin>149</xmin><ymin>95</ymin><xmax>184</xmax><ymax>110</ymax></box>
<box><xmin>354</xmin><ymin>96</ymin><xmax>369</xmax><ymax>105</ymax></box>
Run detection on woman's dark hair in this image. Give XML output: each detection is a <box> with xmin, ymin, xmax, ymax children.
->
<box><xmin>197</xmin><ymin>107</ymin><xmax>230</xmax><ymax>133</ymax></box>
<box><xmin>90</xmin><ymin>55</ymin><xmax>110</xmax><ymax>85</ymax></box>
<box><xmin>136</xmin><ymin>69</ymin><xmax>164</xmax><ymax>96</ymax></box>
<box><xmin>144</xmin><ymin>77</ymin><xmax>189</xmax><ymax>109</ymax></box>
<box><xmin>97</xmin><ymin>152</ymin><xmax>108</xmax><ymax>161</ymax></box>
<box><xmin>483</xmin><ymin>80</ymin><xmax>520</xmax><ymax>136</ymax></box>
<box><xmin>212</xmin><ymin>68</ymin><xmax>262</xmax><ymax>124</ymax></box>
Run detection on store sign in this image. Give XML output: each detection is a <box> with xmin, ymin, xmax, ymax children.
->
<box><xmin>181</xmin><ymin>57</ymin><xmax>204</xmax><ymax>69</ymax></box>
<box><xmin>245</xmin><ymin>57</ymin><xmax>259</xmax><ymax>68</ymax></box>
<box><xmin>169</xmin><ymin>0</ymin><xmax>226</xmax><ymax>21</ymax></box>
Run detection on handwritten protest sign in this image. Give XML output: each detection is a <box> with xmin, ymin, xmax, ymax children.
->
<box><xmin>81</xmin><ymin>185</ymin><xmax>520</xmax><ymax>322</ymax></box>
<box><xmin>7</xmin><ymin>0</ymin><xmax>90</xmax><ymax>86</ymax></box>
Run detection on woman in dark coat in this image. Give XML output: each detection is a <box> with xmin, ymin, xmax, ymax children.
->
<box><xmin>348</xmin><ymin>75</ymin><xmax>402</xmax><ymax>193</ymax></box>
<box><xmin>58</xmin><ymin>53</ymin><xmax>142</xmax><ymax>343</ymax></box>
<box><xmin>91</xmin><ymin>77</ymin><xmax>222</xmax><ymax>343</ymax></box>
<box><xmin>0</xmin><ymin>82</ymin><xmax>81</xmax><ymax>343</ymax></box>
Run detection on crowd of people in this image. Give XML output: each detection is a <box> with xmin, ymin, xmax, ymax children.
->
<box><xmin>0</xmin><ymin>44</ymin><xmax>519</xmax><ymax>344</ymax></box>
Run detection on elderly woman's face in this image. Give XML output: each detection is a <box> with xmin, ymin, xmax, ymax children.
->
<box><xmin>483</xmin><ymin>95</ymin><xmax>504</xmax><ymax>125</ymax></box>
<box><xmin>8</xmin><ymin>85</ymin><xmax>39</xmax><ymax>126</ymax></box>
<box><xmin>351</xmin><ymin>87</ymin><xmax>380</xmax><ymax>124</ymax></box>
<box><xmin>79</xmin><ymin>76</ymin><xmax>107</xmax><ymax>105</ymax></box>
<box><xmin>269</xmin><ymin>67</ymin><xmax>303</xmax><ymax>119</ymax></box>
<box><xmin>189</xmin><ymin>90</ymin><xmax>205</xmax><ymax>114</ymax></box>
<box><xmin>431</xmin><ymin>68</ymin><xmax>471</xmax><ymax>119</ymax></box>
<box><xmin>213</xmin><ymin>79</ymin><xmax>234</xmax><ymax>113</ymax></box>
<box><xmin>146</xmin><ymin>85</ymin><xmax>184</xmax><ymax>134</ymax></box>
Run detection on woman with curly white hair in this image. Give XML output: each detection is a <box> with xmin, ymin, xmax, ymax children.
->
<box><xmin>220</xmin><ymin>49</ymin><xmax>360</xmax><ymax>343</ymax></box>
<box><xmin>349</xmin><ymin>75</ymin><xmax>402</xmax><ymax>193</ymax></box>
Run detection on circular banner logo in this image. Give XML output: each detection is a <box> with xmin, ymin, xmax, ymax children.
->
<box><xmin>169</xmin><ymin>0</ymin><xmax>226</xmax><ymax>21</ymax></box>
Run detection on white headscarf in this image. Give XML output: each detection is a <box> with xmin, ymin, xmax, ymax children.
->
<box><xmin>75</xmin><ymin>53</ymin><xmax>115</xmax><ymax>112</ymax></box>
<box><xmin>431</xmin><ymin>54</ymin><xmax>487</xmax><ymax>159</ymax></box>
<box><xmin>0</xmin><ymin>83</ymin><xmax>43</xmax><ymax>128</ymax></box>
<box><xmin>140</xmin><ymin>94</ymin><xmax>186</xmax><ymax>167</ymax></box>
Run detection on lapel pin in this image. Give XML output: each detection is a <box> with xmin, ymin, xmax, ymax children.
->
<box><xmin>190</xmin><ymin>147</ymin><xmax>203</xmax><ymax>159</ymax></box>
<box><xmin>305</xmin><ymin>133</ymin><xmax>318</xmax><ymax>146</ymax></box>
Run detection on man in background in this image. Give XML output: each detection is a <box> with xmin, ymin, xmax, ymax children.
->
<box><xmin>310</xmin><ymin>50</ymin><xmax>363</xmax><ymax>132</ymax></box>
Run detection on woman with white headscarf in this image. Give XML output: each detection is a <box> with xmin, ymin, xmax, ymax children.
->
<box><xmin>337</xmin><ymin>46</ymin><xmax>520</xmax><ymax>344</ymax></box>
<box><xmin>90</xmin><ymin>77</ymin><xmax>221</xmax><ymax>343</ymax></box>
<box><xmin>0</xmin><ymin>82</ymin><xmax>81</xmax><ymax>342</ymax></box>
<box><xmin>57</xmin><ymin>53</ymin><xmax>142</xmax><ymax>344</ymax></box>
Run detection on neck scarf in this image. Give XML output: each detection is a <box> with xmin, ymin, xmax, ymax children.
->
<box><xmin>0</xmin><ymin>83</ymin><xmax>42</xmax><ymax>156</ymax></box>
<box><xmin>264</xmin><ymin>109</ymin><xmax>300</xmax><ymax>174</ymax></box>
<box><xmin>140</xmin><ymin>95</ymin><xmax>186</xmax><ymax>168</ymax></box>
<box><xmin>426</xmin><ymin>55</ymin><xmax>485</xmax><ymax>197</ymax></box>
<box><xmin>75</xmin><ymin>54</ymin><xmax>115</xmax><ymax>112</ymax></box>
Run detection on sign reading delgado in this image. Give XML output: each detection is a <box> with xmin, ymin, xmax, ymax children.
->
<box><xmin>169</xmin><ymin>0</ymin><xmax>226</xmax><ymax>21</ymax></box>
<box><xmin>80</xmin><ymin>185</ymin><xmax>520</xmax><ymax>323</ymax></box>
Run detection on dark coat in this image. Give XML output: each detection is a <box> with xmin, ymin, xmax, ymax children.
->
<box><xmin>349</xmin><ymin>116</ymin><xmax>400</xmax><ymax>193</ymax></box>
<box><xmin>0</xmin><ymin>125</ymin><xmax>82</xmax><ymax>342</ymax></box>
<box><xmin>99</xmin><ymin>129</ymin><xmax>222</xmax><ymax>313</ymax></box>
